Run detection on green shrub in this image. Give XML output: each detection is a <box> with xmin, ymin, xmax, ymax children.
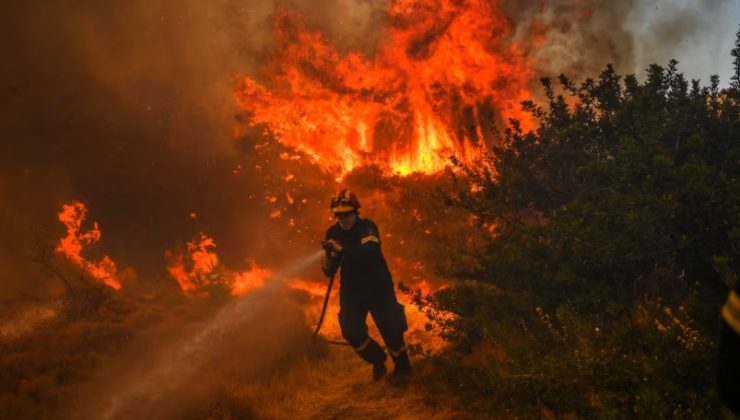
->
<box><xmin>427</xmin><ymin>34</ymin><xmax>740</xmax><ymax>417</ymax></box>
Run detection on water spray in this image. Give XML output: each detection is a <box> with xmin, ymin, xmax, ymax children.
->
<box><xmin>97</xmin><ymin>250</ymin><xmax>330</xmax><ymax>419</ymax></box>
<box><xmin>274</xmin><ymin>249</ymin><xmax>324</xmax><ymax>279</ymax></box>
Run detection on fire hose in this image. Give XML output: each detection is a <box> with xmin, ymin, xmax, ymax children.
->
<box><xmin>311</xmin><ymin>272</ymin><xmax>350</xmax><ymax>346</ymax></box>
<box><xmin>311</xmin><ymin>272</ymin><xmax>334</xmax><ymax>337</ymax></box>
<box><xmin>313</xmin><ymin>245</ymin><xmax>350</xmax><ymax>346</ymax></box>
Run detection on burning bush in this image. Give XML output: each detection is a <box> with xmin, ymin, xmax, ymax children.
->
<box><xmin>55</xmin><ymin>201</ymin><xmax>121</xmax><ymax>290</ymax></box>
<box><xmin>166</xmin><ymin>233</ymin><xmax>272</xmax><ymax>299</ymax></box>
<box><xmin>32</xmin><ymin>232</ymin><xmax>116</xmax><ymax>321</ymax></box>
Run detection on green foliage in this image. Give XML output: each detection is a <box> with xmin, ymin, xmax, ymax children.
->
<box><xmin>431</xmin><ymin>51</ymin><xmax>740</xmax><ymax>417</ymax></box>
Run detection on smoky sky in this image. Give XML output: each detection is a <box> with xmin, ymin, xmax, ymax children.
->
<box><xmin>627</xmin><ymin>0</ymin><xmax>739</xmax><ymax>85</ymax></box>
<box><xmin>0</xmin><ymin>0</ymin><xmax>737</xmax><ymax>298</ymax></box>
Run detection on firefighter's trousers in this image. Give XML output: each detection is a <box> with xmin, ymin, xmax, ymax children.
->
<box><xmin>338</xmin><ymin>289</ymin><xmax>408</xmax><ymax>365</ymax></box>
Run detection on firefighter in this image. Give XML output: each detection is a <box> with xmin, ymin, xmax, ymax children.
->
<box><xmin>321</xmin><ymin>189</ymin><xmax>411</xmax><ymax>381</ymax></box>
<box><xmin>718</xmin><ymin>281</ymin><xmax>740</xmax><ymax>414</ymax></box>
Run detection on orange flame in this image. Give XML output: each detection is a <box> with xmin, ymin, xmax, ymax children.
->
<box><xmin>231</xmin><ymin>263</ymin><xmax>273</xmax><ymax>296</ymax></box>
<box><xmin>235</xmin><ymin>0</ymin><xmax>535</xmax><ymax>178</ymax></box>
<box><xmin>166</xmin><ymin>233</ymin><xmax>272</xmax><ymax>297</ymax></box>
<box><xmin>56</xmin><ymin>201</ymin><xmax>121</xmax><ymax>290</ymax></box>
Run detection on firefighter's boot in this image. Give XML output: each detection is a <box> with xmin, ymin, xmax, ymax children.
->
<box><xmin>372</xmin><ymin>360</ymin><xmax>387</xmax><ymax>381</ymax></box>
<box><xmin>391</xmin><ymin>348</ymin><xmax>412</xmax><ymax>378</ymax></box>
<box><xmin>353</xmin><ymin>338</ymin><xmax>387</xmax><ymax>381</ymax></box>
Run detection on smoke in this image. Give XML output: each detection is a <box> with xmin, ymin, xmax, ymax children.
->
<box><xmin>67</xmin><ymin>281</ymin><xmax>322</xmax><ymax>419</ymax></box>
<box><xmin>504</xmin><ymin>0</ymin><xmax>739</xmax><ymax>84</ymax></box>
<box><xmin>0</xmin><ymin>0</ymin><xmax>330</xmax><ymax>296</ymax></box>
<box><xmin>2</xmin><ymin>1</ymin><xmax>735</xmax><ymax>415</ymax></box>
<box><xmin>627</xmin><ymin>0</ymin><xmax>738</xmax><ymax>85</ymax></box>
<box><xmin>64</xmin><ymin>251</ymin><xmax>327</xmax><ymax>418</ymax></box>
<box><xmin>502</xmin><ymin>0</ymin><xmax>638</xmax><ymax>79</ymax></box>
<box><xmin>0</xmin><ymin>0</ymin><xmax>735</xmax><ymax>298</ymax></box>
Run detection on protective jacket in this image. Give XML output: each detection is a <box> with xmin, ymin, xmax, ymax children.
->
<box><xmin>323</xmin><ymin>217</ymin><xmax>409</xmax><ymax>369</ymax></box>
<box><xmin>323</xmin><ymin>218</ymin><xmax>393</xmax><ymax>297</ymax></box>
<box><xmin>719</xmin><ymin>282</ymin><xmax>740</xmax><ymax>413</ymax></box>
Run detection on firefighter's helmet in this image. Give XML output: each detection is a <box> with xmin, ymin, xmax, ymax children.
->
<box><xmin>330</xmin><ymin>189</ymin><xmax>361</xmax><ymax>213</ymax></box>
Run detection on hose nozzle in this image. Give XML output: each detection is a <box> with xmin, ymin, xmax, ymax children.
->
<box><xmin>321</xmin><ymin>241</ymin><xmax>333</xmax><ymax>258</ymax></box>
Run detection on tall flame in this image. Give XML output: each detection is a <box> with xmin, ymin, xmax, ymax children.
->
<box><xmin>235</xmin><ymin>0</ymin><xmax>535</xmax><ymax>177</ymax></box>
<box><xmin>56</xmin><ymin>201</ymin><xmax>121</xmax><ymax>290</ymax></box>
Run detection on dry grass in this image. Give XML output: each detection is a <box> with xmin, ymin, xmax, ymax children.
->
<box><xmin>0</xmin><ymin>282</ymin><xmax>470</xmax><ymax>420</ymax></box>
<box><xmin>209</xmin><ymin>344</ymin><xmax>470</xmax><ymax>420</ymax></box>
<box><xmin>0</xmin><ymin>297</ymin><xmax>134</xmax><ymax>419</ymax></box>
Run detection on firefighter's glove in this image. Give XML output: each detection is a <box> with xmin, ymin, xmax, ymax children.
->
<box><xmin>322</xmin><ymin>239</ymin><xmax>343</xmax><ymax>258</ymax></box>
